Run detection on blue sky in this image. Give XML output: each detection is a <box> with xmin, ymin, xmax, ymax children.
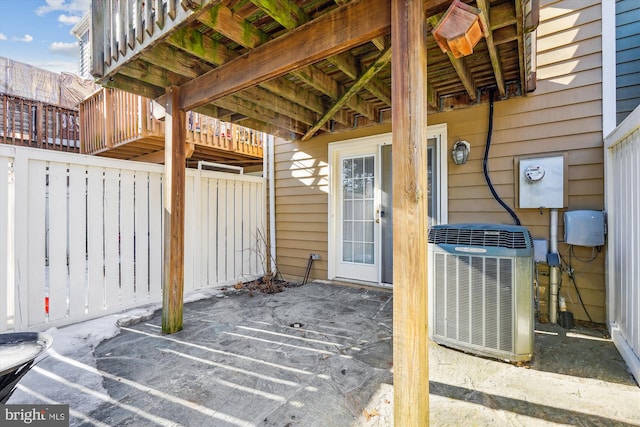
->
<box><xmin>0</xmin><ymin>0</ymin><xmax>90</xmax><ymax>74</ymax></box>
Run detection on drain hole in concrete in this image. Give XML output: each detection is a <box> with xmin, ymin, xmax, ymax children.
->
<box><xmin>290</xmin><ymin>322</ymin><xmax>304</xmax><ymax>328</ymax></box>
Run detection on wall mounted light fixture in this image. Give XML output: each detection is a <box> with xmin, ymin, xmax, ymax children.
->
<box><xmin>452</xmin><ymin>140</ymin><xmax>470</xmax><ymax>165</ymax></box>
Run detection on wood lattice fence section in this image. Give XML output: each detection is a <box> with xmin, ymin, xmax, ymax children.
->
<box><xmin>0</xmin><ymin>93</ymin><xmax>80</xmax><ymax>152</ymax></box>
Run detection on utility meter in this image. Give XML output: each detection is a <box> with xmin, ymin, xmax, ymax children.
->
<box><xmin>518</xmin><ymin>155</ymin><xmax>565</xmax><ymax>208</ymax></box>
<box><xmin>524</xmin><ymin>164</ymin><xmax>545</xmax><ymax>182</ymax></box>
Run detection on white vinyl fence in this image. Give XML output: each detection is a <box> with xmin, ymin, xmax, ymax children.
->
<box><xmin>0</xmin><ymin>145</ymin><xmax>266</xmax><ymax>332</ymax></box>
<box><xmin>605</xmin><ymin>105</ymin><xmax>640</xmax><ymax>385</ymax></box>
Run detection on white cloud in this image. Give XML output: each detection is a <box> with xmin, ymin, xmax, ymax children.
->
<box><xmin>34</xmin><ymin>0</ymin><xmax>90</xmax><ymax>28</ymax></box>
<box><xmin>58</xmin><ymin>14</ymin><xmax>81</xmax><ymax>25</ymax></box>
<box><xmin>19</xmin><ymin>34</ymin><xmax>34</xmax><ymax>43</ymax></box>
<box><xmin>35</xmin><ymin>0</ymin><xmax>90</xmax><ymax>15</ymax></box>
<box><xmin>49</xmin><ymin>41</ymin><xmax>79</xmax><ymax>57</ymax></box>
<box><xmin>0</xmin><ymin>33</ymin><xmax>6</xmax><ymax>41</ymax></box>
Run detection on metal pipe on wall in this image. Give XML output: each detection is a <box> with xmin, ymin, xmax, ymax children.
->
<box><xmin>549</xmin><ymin>208</ymin><xmax>559</xmax><ymax>323</ymax></box>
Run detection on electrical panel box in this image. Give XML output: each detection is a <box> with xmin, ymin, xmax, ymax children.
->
<box><xmin>518</xmin><ymin>155</ymin><xmax>565</xmax><ymax>209</ymax></box>
<box><xmin>533</xmin><ymin>238</ymin><xmax>548</xmax><ymax>263</ymax></box>
<box><xmin>564</xmin><ymin>210</ymin><xmax>605</xmax><ymax>247</ymax></box>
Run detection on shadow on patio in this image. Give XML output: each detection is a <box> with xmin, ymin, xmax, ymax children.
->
<box><xmin>7</xmin><ymin>282</ymin><xmax>639</xmax><ymax>426</ymax></box>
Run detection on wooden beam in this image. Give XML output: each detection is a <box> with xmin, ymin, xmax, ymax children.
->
<box><xmin>490</xmin><ymin>2</ymin><xmax>517</xmax><ymax>31</ymax></box>
<box><xmin>493</xmin><ymin>26</ymin><xmax>518</xmax><ymax>45</ymax></box>
<box><xmin>168</xmin><ymin>26</ymin><xmax>236</xmax><ymax>65</ymax></box>
<box><xmin>392</xmin><ymin>0</ymin><xmax>429</xmax><ymax>425</ymax></box>
<box><xmin>214</xmin><ymin>95</ymin><xmax>309</xmax><ymax>136</ymax></box>
<box><xmin>131</xmin><ymin>150</ymin><xmax>166</xmax><ymax>163</ymax></box>
<box><xmin>515</xmin><ymin>0</ymin><xmax>527</xmax><ymax>96</ymax></box>
<box><xmin>106</xmin><ymin>74</ymin><xmax>165</xmax><ymax>99</ymax></box>
<box><xmin>241</xmin><ymin>86</ymin><xmax>320</xmax><ymax>126</ymax></box>
<box><xmin>120</xmin><ymin>59</ymin><xmax>190</xmax><ymax>88</ymax></box>
<box><xmin>302</xmin><ymin>46</ymin><xmax>391</xmax><ymax>141</ymax></box>
<box><xmin>477</xmin><ymin>0</ymin><xmax>506</xmax><ymax>97</ymax></box>
<box><xmin>371</xmin><ymin>36</ymin><xmax>386</xmax><ymax>51</ymax></box>
<box><xmin>179</xmin><ymin>0</ymin><xmax>391</xmax><ymax>111</ymax></box>
<box><xmin>198</xmin><ymin>4</ymin><xmax>268</xmax><ymax>49</ymax></box>
<box><xmin>141</xmin><ymin>44</ymin><xmax>213</xmax><ymax>79</ymax></box>
<box><xmin>327</xmin><ymin>51</ymin><xmax>392</xmax><ymax>106</ymax></box>
<box><xmin>162</xmin><ymin>86</ymin><xmax>186</xmax><ymax>334</ymax></box>
<box><xmin>427</xmin><ymin>81</ymin><xmax>437</xmax><ymax>109</ymax></box>
<box><xmin>445</xmin><ymin>53</ymin><xmax>477</xmax><ymax>100</ymax></box>
<box><xmin>249</xmin><ymin>0</ymin><xmax>308</xmax><ymax>30</ymax></box>
<box><xmin>167</xmin><ymin>26</ymin><xmax>336</xmax><ymax>121</ymax></box>
<box><xmin>260</xmin><ymin>78</ymin><xmax>333</xmax><ymax>120</ymax></box>
<box><xmin>426</xmin><ymin>15</ymin><xmax>477</xmax><ymax>101</ymax></box>
<box><xmin>248</xmin><ymin>0</ymin><xmax>383</xmax><ymax>119</ymax></box>
<box><xmin>192</xmin><ymin>104</ymin><xmax>220</xmax><ymax>118</ymax></box>
<box><xmin>424</xmin><ymin>0</ymin><xmax>458</xmax><ymax>15</ymax></box>
<box><xmin>292</xmin><ymin>66</ymin><xmax>377</xmax><ymax>121</ymax></box>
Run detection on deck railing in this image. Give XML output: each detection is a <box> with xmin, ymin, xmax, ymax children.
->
<box><xmin>0</xmin><ymin>93</ymin><xmax>80</xmax><ymax>152</ymax></box>
<box><xmin>605</xmin><ymin>104</ymin><xmax>640</xmax><ymax>384</ymax></box>
<box><xmin>79</xmin><ymin>87</ymin><xmax>263</xmax><ymax>158</ymax></box>
<box><xmin>185</xmin><ymin>111</ymin><xmax>264</xmax><ymax>157</ymax></box>
<box><xmin>91</xmin><ymin>0</ymin><xmax>205</xmax><ymax>79</ymax></box>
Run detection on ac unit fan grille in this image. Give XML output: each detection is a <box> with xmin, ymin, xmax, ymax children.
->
<box><xmin>434</xmin><ymin>252</ymin><xmax>514</xmax><ymax>353</ymax></box>
<box><xmin>428</xmin><ymin>228</ymin><xmax>530</xmax><ymax>249</ymax></box>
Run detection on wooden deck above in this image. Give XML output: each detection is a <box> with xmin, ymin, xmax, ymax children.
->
<box><xmin>79</xmin><ymin>87</ymin><xmax>263</xmax><ymax>167</ymax></box>
<box><xmin>90</xmin><ymin>0</ymin><xmax>538</xmax><ymax>141</ymax></box>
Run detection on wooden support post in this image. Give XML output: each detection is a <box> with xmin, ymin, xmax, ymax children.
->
<box><xmin>162</xmin><ymin>85</ymin><xmax>186</xmax><ymax>334</ymax></box>
<box><xmin>36</xmin><ymin>102</ymin><xmax>44</xmax><ymax>148</ymax></box>
<box><xmin>391</xmin><ymin>0</ymin><xmax>430</xmax><ymax>425</ymax></box>
<box><xmin>1</xmin><ymin>95</ymin><xmax>7</xmax><ymax>144</ymax></box>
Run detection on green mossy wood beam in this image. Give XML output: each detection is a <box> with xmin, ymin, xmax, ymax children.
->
<box><xmin>249</xmin><ymin>0</ymin><xmax>309</xmax><ymax>31</ymax></box>
<box><xmin>179</xmin><ymin>0</ymin><xmax>391</xmax><ymax>111</ymax></box>
<box><xmin>302</xmin><ymin>46</ymin><xmax>391</xmax><ymax>141</ymax></box>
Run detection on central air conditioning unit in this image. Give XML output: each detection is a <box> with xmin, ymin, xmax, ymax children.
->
<box><xmin>428</xmin><ymin>223</ymin><xmax>535</xmax><ymax>362</ymax></box>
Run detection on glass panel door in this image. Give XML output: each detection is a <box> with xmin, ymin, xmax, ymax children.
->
<box><xmin>336</xmin><ymin>154</ymin><xmax>378</xmax><ymax>282</ymax></box>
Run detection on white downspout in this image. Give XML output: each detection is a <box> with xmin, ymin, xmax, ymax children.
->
<box><xmin>268</xmin><ymin>134</ymin><xmax>276</xmax><ymax>274</ymax></box>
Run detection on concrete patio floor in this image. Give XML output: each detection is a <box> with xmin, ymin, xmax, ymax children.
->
<box><xmin>7</xmin><ymin>282</ymin><xmax>640</xmax><ymax>426</ymax></box>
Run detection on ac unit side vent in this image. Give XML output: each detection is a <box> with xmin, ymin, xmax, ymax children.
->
<box><xmin>434</xmin><ymin>253</ymin><xmax>514</xmax><ymax>353</ymax></box>
<box><xmin>428</xmin><ymin>225</ymin><xmax>532</xmax><ymax>249</ymax></box>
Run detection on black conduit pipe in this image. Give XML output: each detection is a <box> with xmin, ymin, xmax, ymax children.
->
<box><xmin>483</xmin><ymin>90</ymin><xmax>522</xmax><ymax>226</ymax></box>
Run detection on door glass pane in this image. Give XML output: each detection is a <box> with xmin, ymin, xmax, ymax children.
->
<box><xmin>343</xmin><ymin>221</ymin><xmax>352</xmax><ymax>240</ymax></box>
<box><xmin>342</xmin><ymin>154</ymin><xmax>375</xmax><ymax>265</ymax></box>
<box><xmin>343</xmin><ymin>242</ymin><xmax>353</xmax><ymax>262</ymax></box>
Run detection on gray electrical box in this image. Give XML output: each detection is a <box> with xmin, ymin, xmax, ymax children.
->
<box><xmin>518</xmin><ymin>155</ymin><xmax>565</xmax><ymax>209</ymax></box>
<box><xmin>564</xmin><ymin>210</ymin><xmax>605</xmax><ymax>246</ymax></box>
<box><xmin>533</xmin><ymin>238</ymin><xmax>548</xmax><ymax>263</ymax></box>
